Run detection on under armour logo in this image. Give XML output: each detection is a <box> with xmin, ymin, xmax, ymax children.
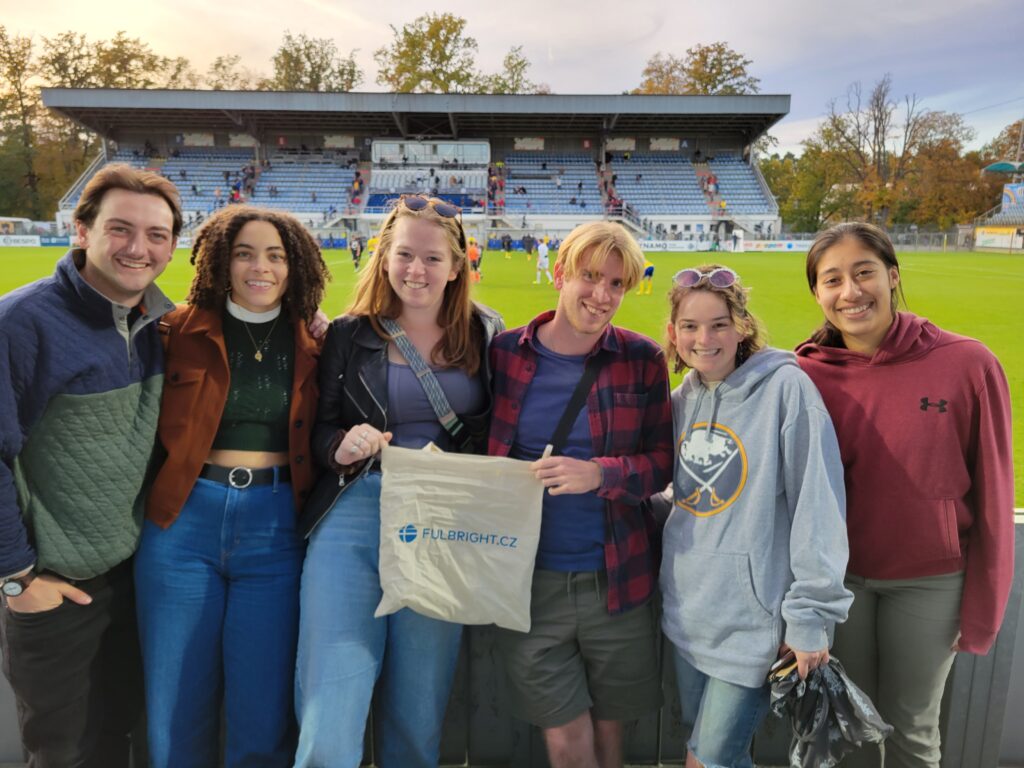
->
<box><xmin>920</xmin><ymin>398</ymin><xmax>948</xmax><ymax>413</ymax></box>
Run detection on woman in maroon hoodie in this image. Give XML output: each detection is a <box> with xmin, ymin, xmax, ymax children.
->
<box><xmin>796</xmin><ymin>222</ymin><xmax>1014</xmax><ymax>768</ymax></box>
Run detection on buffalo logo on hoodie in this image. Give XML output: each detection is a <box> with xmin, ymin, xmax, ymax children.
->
<box><xmin>675</xmin><ymin>422</ymin><xmax>748</xmax><ymax>517</ymax></box>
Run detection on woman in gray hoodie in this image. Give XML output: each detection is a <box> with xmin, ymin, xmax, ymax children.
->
<box><xmin>656</xmin><ymin>265</ymin><xmax>853</xmax><ymax>768</ymax></box>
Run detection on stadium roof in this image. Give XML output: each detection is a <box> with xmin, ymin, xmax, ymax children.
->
<box><xmin>41</xmin><ymin>89</ymin><xmax>790</xmax><ymax>144</ymax></box>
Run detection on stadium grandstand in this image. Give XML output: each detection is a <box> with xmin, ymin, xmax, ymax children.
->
<box><xmin>41</xmin><ymin>89</ymin><xmax>787</xmax><ymax>247</ymax></box>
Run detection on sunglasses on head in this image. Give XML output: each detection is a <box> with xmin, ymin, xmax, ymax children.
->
<box><xmin>673</xmin><ymin>267</ymin><xmax>739</xmax><ymax>289</ymax></box>
<box><xmin>397</xmin><ymin>195</ymin><xmax>466</xmax><ymax>250</ymax></box>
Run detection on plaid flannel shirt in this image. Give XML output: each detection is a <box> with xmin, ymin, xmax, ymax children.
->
<box><xmin>488</xmin><ymin>310</ymin><xmax>673</xmax><ymax>614</ymax></box>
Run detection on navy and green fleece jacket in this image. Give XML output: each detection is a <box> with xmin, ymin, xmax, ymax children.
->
<box><xmin>0</xmin><ymin>251</ymin><xmax>174</xmax><ymax>580</ymax></box>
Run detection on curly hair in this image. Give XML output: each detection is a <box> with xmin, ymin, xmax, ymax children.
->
<box><xmin>347</xmin><ymin>197</ymin><xmax>480</xmax><ymax>374</ymax></box>
<box><xmin>664</xmin><ymin>263</ymin><xmax>766</xmax><ymax>374</ymax></box>
<box><xmin>187</xmin><ymin>206</ymin><xmax>330</xmax><ymax>321</ymax></box>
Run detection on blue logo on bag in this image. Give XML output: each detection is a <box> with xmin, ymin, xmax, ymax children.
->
<box><xmin>398</xmin><ymin>524</ymin><xmax>418</xmax><ymax>543</ymax></box>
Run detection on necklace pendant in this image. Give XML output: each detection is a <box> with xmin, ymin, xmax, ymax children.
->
<box><xmin>254</xmin><ymin>350</ymin><xmax>263</xmax><ymax>362</ymax></box>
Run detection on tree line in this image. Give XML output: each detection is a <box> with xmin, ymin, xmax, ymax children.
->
<box><xmin>0</xmin><ymin>17</ymin><xmax>1017</xmax><ymax>229</ymax></box>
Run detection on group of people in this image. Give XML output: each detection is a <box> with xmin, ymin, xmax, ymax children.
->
<box><xmin>0</xmin><ymin>162</ymin><xmax>1014</xmax><ymax>768</ymax></box>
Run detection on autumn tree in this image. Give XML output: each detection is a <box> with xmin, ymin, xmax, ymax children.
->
<box><xmin>375</xmin><ymin>13</ymin><xmax>479</xmax><ymax>93</ymax></box>
<box><xmin>206</xmin><ymin>54</ymin><xmax>260</xmax><ymax>90</ymax></box>
<box><xmin>983</xmin><ymin>119</ymin><xmax>1024</xmax><ymax>162</ymax></box>
<box><xmin>264</xmin><ymin>31</ymin><xmax>361</xmax><ymax>92</ymax></box>
<box><xmin>634</xmin><ymin>43</ymin><xmax>760</xmax><ymax>95</ymax></box>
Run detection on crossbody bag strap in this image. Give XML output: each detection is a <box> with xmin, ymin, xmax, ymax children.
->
<box><xmin>379</xmin><ymin>317</ymin><xmax>471</xmax><ymax>450</ymax></box>
<box><xmin>548</xmin><ymin>353</ymin><xmax>602</xmax><ymax>455</ymax></box>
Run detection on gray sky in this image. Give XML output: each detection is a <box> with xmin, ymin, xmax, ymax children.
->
<box><xmin>6</xmin><ymin>0</ymin><xmax>1022</xmax><ymax>155</ymax></box>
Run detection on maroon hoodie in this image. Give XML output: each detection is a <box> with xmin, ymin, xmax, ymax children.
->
<box><xmin>797</xmin><ymin>312</ymin><xmax>1014</xmax><ymax>654</ymax></box>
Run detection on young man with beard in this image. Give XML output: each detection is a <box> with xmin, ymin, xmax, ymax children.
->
<box><xmin>0</xmin><ymin>164</ymin><xmax>181</xmax><ymax>766</ymax></box>
<box><xmin>489</xmin><ymin>221</ymin><xmax>673</xmax><ymax>768</ymax></box>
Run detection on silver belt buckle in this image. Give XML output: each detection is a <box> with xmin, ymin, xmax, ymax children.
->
<box><xmin>228</xmin><ymin>467</ymin><xmax>254</xmax><ymax>489</ymax></box>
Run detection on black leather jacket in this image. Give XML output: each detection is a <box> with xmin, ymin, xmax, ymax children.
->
<box><xmin>299</xmin><ymin>304</ymin><xmax>505</xmax><ymax>537</ymax></box>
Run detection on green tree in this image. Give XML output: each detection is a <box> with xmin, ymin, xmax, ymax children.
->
<box><xmin>38</xmin><ymin>33</ymin><xmax>98</xmax><ymax>88</ymax></box>
<box><xmin>634</xmin><ymin>43</ymin><xmax>760</xmax><ymax>95</ymax></box>
<box><xmin>375</xmin><ymin>13</ymin><xmax>479</xmax><ymax>93</ymax></box>
<box><xmin>93</xmin><ymin>32</ymin><xmax>168</xmax><ymax>88</ymax></box>
<box><xmin>0</xmin><ymin>26</ymin><xmax>42</xmax><ymax>218</ymax></box>
<box><xmin>476</xmin><ymin>46</ymin><xmax>538</xmax><ymax>94</ymax></box>
<box><xmin>265</xmin><ymin>31</ymin><xmax>361</xmax><ymax>92</ymax></box>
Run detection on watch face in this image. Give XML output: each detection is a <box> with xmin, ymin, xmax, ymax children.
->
<box><xmin>2</xmin><ymin>581</ymin><xmax>23</xmax><ymax>598</ymax></box>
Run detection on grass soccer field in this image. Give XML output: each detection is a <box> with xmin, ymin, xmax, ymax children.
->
<box><xmin>3</xmin><ymin>246</ymin><xmax>1022</xmax><ymax>501</ymax></box>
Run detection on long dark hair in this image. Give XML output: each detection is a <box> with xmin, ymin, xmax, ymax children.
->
<box><xmin>188</xmin><ymin>206</ymin><xmax>330</xmax><ymax>322</ymax></box>
<box><xmin>805</xmin><ymin>222</ymin><xmax>906</xmax><ymax>347</ymax></box>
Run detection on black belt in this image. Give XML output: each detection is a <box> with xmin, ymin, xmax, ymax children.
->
<box><xmin>199</xmin><ymin>464</ymin><xmax>290</xmax><ymax>489</ymax></box>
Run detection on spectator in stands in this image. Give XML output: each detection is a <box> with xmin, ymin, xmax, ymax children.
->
<box><xmin>489</xmin><ymin>221</ymin><xmax>670</xmax><ymax>768</ymax></box>
<box><xmin>555</xmin><ymin>175</ymin><xmax>562</xmax><ymax>190</ymax></box>
<box><xmin>0</xmin><ymin>164</ymin><xmax>181</xmax><ymax>767</ymax></box>
<box><xmin>797</xmin><ymin>223</ymin><xmax>1014</xmax><ymax>768</ymax></box>
<box><xmin>311</xmin><ymin>191</ymin><xmax>317</xmax><ymax>204</ymax></box>
<box><xmin>179</xmin><ymin>169</ymin><xmax>187</xmax><ymax>180</ymax></box>
<box><xmin>293</xmin><ymin>195</ymin><xmax>503</xmax><ymax>768</ymax></box>
<box><xmin>636</xmin><ymin>173</ymin><xmax>642</xmax><ymax>183</ymax></box>
<box><xmin>136</xmin><ymin>205</ymin><xmax>329</xmax><ymax>768</ymax></box>
<box><xmin>191</xmin><ymin>184</ymin><xmax>199</xmax><ymax>196</ymax></box>
<box><xmin>577</xmin><ymin>180</ymin><xmax>583</xmax><ymax>193</ymax></box>
<box><xmin>655</xmin><ymin>264</ymin><xmax>851</xmax><ymax>768</ymax></box>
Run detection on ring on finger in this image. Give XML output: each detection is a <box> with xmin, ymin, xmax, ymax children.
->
<box><xmin>361</xmin><ymin>430</ymin><xmax>369</xmax><ymax>439</ymax></box>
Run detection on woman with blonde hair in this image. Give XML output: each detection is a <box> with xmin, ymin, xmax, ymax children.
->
<box><xmin>293</xmin><ymin>196</ymin><xmax>503</xmax><ymax>768</ymax></box>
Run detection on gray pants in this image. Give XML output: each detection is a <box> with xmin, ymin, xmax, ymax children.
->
<box><xmin>832</xmin><ymin>571</ymin><xmax>964</xmax><ymax>768</ymax></box>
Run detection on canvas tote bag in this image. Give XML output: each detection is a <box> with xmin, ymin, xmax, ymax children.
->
<box><xmin>375</xmin><ymin>443</ymin><xmax>544</xmax><ymax>632</ymax></box>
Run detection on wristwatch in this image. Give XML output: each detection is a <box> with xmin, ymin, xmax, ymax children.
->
<box><xmin>1</xmin><ymin>571</ymin><xmax>35</xmax><ymax>598</ymax></box>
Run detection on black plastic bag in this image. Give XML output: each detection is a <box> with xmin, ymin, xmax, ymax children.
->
<box><xmin>769</xmin><ymin>657</ymin><xmax>893</xmax><ymax>768</ymax></box>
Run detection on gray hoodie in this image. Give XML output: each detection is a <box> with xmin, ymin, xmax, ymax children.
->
<box><xmin>658</xmin><ymin>347</ymin><xmax>852</xmax><ymax>688</ymax></box>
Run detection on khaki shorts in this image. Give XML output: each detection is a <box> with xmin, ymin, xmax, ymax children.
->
<box><xmin>496</xmin><ymin>569</ymin><xmax>663</xmax><ymax>728</ymax></box>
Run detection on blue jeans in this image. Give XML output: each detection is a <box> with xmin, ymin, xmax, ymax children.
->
<box><xmin>135</xmin><ymin>474</ymin><xmax>304</xmax><ymax>768</ymax></box>
<box><xmin>673</xmin><ymin>646</ymin><xmax>769</xmax><ymax>768</ymax></box>
<box><xmin>294</xmin><ymin>472</ymin><xmax>463</xmax><ymax>768</ymax></box>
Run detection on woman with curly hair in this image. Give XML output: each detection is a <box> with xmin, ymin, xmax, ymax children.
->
<box><xmin>135</xmin><ymin>206</ymin><xmax>329</xmax><ymax>767</ymax></box>
<box><xmin>293</xmin><ymin>196</ymin><xmax>503</xmax><ymax>768</ymax></box>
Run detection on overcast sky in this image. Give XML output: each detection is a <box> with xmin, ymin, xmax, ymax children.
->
<box><xmin>6</xmin><ymin>0</ymin><xmax>1022</xmax><ymax>155</ymax></box>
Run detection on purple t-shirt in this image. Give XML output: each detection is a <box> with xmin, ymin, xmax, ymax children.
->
<box><xmin>387</xmin><ymin>362</ymin><xmax>484</xmax><ymax>451</ymax></box>
<box><xmin>510</xmin><ymin>337</ymin><xmax>605</xmax><ymax>572</ymax></box>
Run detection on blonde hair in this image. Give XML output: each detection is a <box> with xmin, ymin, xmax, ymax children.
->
<box><xmin>555</xmin><ymin>221</ymin><xmax>645</xmax><ymax>291</ymax></box>
<box><xmin>347</xmin><ymin>198</ymin><xmax>479</xmax><ymax>374</ymax></box>
<box><xmin>665</xmin><ymin>263</ymin><xmax>766</xmax><ymax>373</ymax></box>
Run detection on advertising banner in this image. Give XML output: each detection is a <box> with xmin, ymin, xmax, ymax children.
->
<box><xmin>0</xmin><ymin>235</ymin><xmax>41</xmax><ymax>247</ymax></box>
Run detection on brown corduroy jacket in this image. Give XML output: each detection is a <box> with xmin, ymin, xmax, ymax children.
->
<box><xmin>146</xmin><ymin>304</ymin><xmax>320</xmax><ymax>528</ymax></box>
